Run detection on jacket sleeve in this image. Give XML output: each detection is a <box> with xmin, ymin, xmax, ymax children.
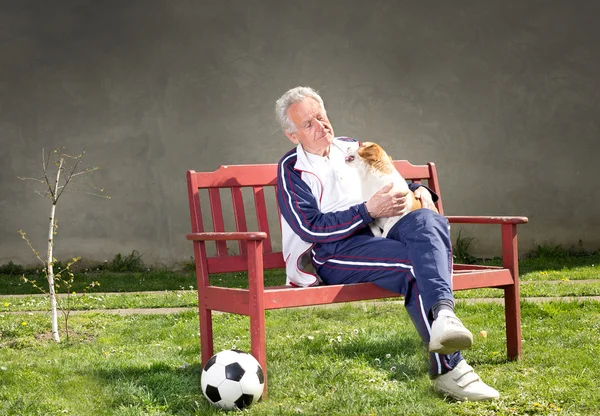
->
<box><xmin>409</xmin><ymin>183</ymin><xmax>439</xmax><ymax>202</ymax></box>
<box><xmin>277</xmin><ymin>156</ymin><xmax>372</xmax><ymax>244</ymax></box>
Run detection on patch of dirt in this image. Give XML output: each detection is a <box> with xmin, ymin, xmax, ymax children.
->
<box><xmin>34</xmin><ymin>331</ymin><xmax>55</xmax><ymax>342</ymax></box>
<box><xmin>34</xmin><ymin>330</ymin><xmax>96</xmax><ymax>343</ymax></box>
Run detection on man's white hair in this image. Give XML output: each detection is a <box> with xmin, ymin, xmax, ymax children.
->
<box><xmin>275</xmin><ymin>86</ymin><xmax>326</xmax><ymax>133</ymax></box>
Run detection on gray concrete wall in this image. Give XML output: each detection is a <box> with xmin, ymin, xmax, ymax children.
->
<box><xmin>1</xmin><ymin>0</ymin><xmax>599</xmax><ymax>266</ymax></box>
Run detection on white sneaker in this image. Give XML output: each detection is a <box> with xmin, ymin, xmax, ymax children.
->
<box><xmin>429</xmin><ymin>310</ymin><xmax>473</xmax><ymax>354</ymax></box>
<box><xmin>434</xmin><ymin>360</ymin><xmax>500</xmax><ymax>401</ymax></box>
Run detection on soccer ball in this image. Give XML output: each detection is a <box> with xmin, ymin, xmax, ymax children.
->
<box><xmin>201</xmin><ymin>349</ymin><xmax>265</xmax><ymax>410</ymax></box>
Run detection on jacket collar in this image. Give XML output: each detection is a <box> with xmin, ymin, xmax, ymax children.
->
<box><xmin>293</xmin><ymin>138</ymin><xmax>346</xmax><ymax>173</ymax></box>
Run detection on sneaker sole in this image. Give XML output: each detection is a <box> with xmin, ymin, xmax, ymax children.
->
<box><xmin>434</xmin><ymin>383</ymin><xmax>499</xmax><ymax>402</ymax></box>
<box><xmin>429</xmin><ymin>332</ymin><xmax>473</xmax><ymax>354</ymax></box>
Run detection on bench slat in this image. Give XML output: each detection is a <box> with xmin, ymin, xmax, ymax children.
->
<box><xmin>391</xmin><ymin>160</ymin><xmax>432</xmax><ymax>180</ymax></box>
<box><xmin>208</xmin><ymin>188</ymin><xmax>228</xmax><ymax>256</ymax></box>
<box><xmin>274</xmin><ymin>184</ymin><xmax>282</xmax><ymax>231</ymax></box>
<box><xmin>231</xmin><ymin>187</ymin><xmax>248</xmax><ymax>255</ymax></box>
<box><xmin>425</xmin><ymin>162</ymin><xmax>444</xmax><ymax>214</ymax></box>
<box><xmin>253</xmin><ymin>186</ymin><xmax>273</xmax><ymax>254</ymax></box>
<box><xmin>452</xmin><ymin>269</ymin><xmax>514</xmax><ymax>290</ymax></box>
<box><xmin>207</xmin><ymin>252</ymin><xmax>285</xmax><ymax>273</ymax></box>
<box><xmin>200</xmin><ymin>268</ymin><xmax>514</xmax><ymax>313</ymax></box>
<box><xmin>186</xmin><ymin>232</ymin><xmax>268</xmax><ymax>241</ymax></box>
<box><xmin>264</xmin><ymin>283</ymin><xmax>398</xmax><ymax>309</ymax></box>
<box><xmin>453</xmin><ymin>264</ymin><xmax>502</xmax><ymax>270</ymax></box>
<box><xmin>447</xmin><ymin>216</ymin><xmax>529</xmax><ymax>225</ymax></box>
<box><xmin>203</xmin><ymin>286</ymin><xmax>250</xmax><ymax>314</ymax></box>
<box><xmin>196</xmin><ymin>164</ymin><xmax>278</xmax><ymax>187</ymax></box>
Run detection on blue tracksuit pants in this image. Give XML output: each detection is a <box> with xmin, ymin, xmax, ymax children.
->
<box><xmin>312</xmin><ymin>209</ymin><xmax>463</xmax><ymax>375</ymax></box>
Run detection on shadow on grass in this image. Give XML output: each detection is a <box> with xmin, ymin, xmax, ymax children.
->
<box><xmin>519</xmin><ymin>253</ymin><xmax>600</xmax><ymax>273</ymax></box>
<box><xmin>340</xmin><ymin>334</ymin><xmax>513</xmax><ymax>378</ymax></box>
<box><xmin>91</xmin><ymin>362</ymin><xmax>217</xmax><ymax>415</ymax></box>
<box><xmin>476</xmin><ymin>253</ymin><xmax>600</xmax><ymax>274</ymax></box>
<box><xmin>461</xmin><ymin>353</ymin><xmax>511</xmax><ymax>367</ymax></box>
<box><xmin>474</xmin><ymin>253</ymin><xmax>600</xmax><ymax>275</ymax></box>
<box><xmin>333</xmin><ymin>335</ymin><xmax>430</xmax><ymax>378</ymax></box>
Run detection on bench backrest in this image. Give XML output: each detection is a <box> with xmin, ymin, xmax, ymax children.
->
<box><xmin>187</xmin><ymin>161</ymin><xmax>443</xmax><ymax>275</ymax></box>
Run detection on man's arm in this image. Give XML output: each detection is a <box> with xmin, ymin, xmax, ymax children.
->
<box><xmin>365</xmin><ymin>183</ymin><xmax>439</xmax><ymax>217</ymax></box>
<box><xmin>409</xmin><ymin>183</ymin><xmax>439</xmax><ymax>202</ymax></box>
<box><xmin>277</xmin><ymin>154</ymin><xmax>372</xmax><ymax>244</ymax></box>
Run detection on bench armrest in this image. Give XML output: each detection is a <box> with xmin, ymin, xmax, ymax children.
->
<box><xmin>186</xmin><ymin>232</ymin><xmax>268</xmax><ymax>241</ymax></box>
<box><xmin>446</xmin><ymin>216</ymin><xmax>529</xmax><ymax>225</ymax></box>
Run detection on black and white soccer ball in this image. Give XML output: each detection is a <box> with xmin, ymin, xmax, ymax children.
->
<box><xmin>201</xmin><ymin>349</ymin><xmax>265</xmax><ymax>410</ymax></box>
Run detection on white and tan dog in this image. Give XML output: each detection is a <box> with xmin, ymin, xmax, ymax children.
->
<box><xmin>345</xmin><ymin>142</ymin><xmax>433</xmax><ymax>237</ymax></box>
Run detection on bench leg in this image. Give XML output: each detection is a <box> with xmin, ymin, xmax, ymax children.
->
<box><xmin>247</xmin><ymin>240</ymin><xmax>268</xmax><ymax>396</ymax></box>
<box><xmin>198</xmin><ymin>298</ymin><xmax>214</xmax><ymax>366</ymax></box>
<box><xmin>250</xmin><ymin>305</ymin><xmax>267</xmax><ymax>396</ymax></box>
<box><xmin>502</xmin><ymin>224</ymin><xmax>523</xmax><ymax>360</ymax></box>
<box><xmin>504</xmin><ymin>285</ymin><xmax>522</xmax><ymax>360</ymax></box>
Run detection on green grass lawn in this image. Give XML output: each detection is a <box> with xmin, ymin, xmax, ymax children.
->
<box><xmin>0</xmin><ymin>269</ymin><xmax>291</xmax><ymax>296</ymax></box>
<box><xmin>1</xmin><ymin>258</ymin><xmax>599</xmax><ymax>313</ymax></box>
<box><xmin>0</xmin><ymin>253</ymin><xmax>598</xmax><ymax>298</ymax></box>
<box><xmin>0</xmin><ymin>269</ymin><xmax>198</xmax><ymax>295</ymax></box>
<box><xmin>1</xmin><ymin>301</ymin><xmax>599</xmax><ymax>415</ymax></box>
<box><xmin>2</xmin><ymin>279</ymin><xmax>600</xmax><ymax>314</ymax></box>
<box><xmin>1</xmin><ymin>253</ymin><xmax>599</xmax><ymax>414</ymax></box>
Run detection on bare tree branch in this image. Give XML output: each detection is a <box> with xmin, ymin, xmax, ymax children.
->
<box><xmin>20</xmin><ymin>146</ymin><xmax>106</xmax><ymax>202</ymax></box>
<box><xmin>17</xmin><ymin>176</ymin><xmax>48</xmax><ymax>185</ymax></box>
<box><xmin>19</xmin><ymin>231</ymin><xmax>46</xmax><ymax>266</ymax></box>
<box><xmin>19</xmin><ymin>146</ymin><xmax>108</xmax><ymax>342</ymax></box>
<box><xmin>64</xmin><ymin>189</ymin><xmax>111</xmax><ymax>199</ymax></box>
<box><xmin>41</xmin><ymin>148</ymin><xmax>47</xmax><ymax>176</ymax></box>
<box><xmin>41</xmin><ymin>148</ymin><xmax>57</xmax><ymax>200</ymax></box>
<box><xmin>69</xmin><ymin>166</ymin><xmax>99</xmax><ymax>177</ymax></box>
<box><xmin>56</xmin><ymin>152</ymin><xmax>83</xmax><ymax>201</ymax></box>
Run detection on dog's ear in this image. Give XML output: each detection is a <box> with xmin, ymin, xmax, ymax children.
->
<box><xmin>358</xmin><ymin>142</ymin><xmax>382</xmax><ymax>161</ymax></box>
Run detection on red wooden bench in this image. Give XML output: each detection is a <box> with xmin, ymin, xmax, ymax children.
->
<box><xmin>186</xmin><ymin>161</ymin><xmax>528</xmax><ymax>395</ymax></box>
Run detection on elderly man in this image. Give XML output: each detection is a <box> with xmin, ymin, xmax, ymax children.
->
<box><xmin>274</xmin><ymin>86</ymin><xmax>499</xmax><ymax>401</ymax></box>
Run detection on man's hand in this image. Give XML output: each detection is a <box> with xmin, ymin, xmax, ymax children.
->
<box><xmin>365</xmin><ymin>183</ymin><xmax>410</xmax><ymax>218</ymax></box>
<box><xmin>414</xmin><ymin>187</ymin><xmax>437</xmax><ymax>211</ymax></box>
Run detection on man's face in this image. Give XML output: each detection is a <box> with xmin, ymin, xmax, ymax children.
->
<box><xmin>285</xmin><ymin>98</ymin><xmax>334</xmax><ymax>156</ymax></box>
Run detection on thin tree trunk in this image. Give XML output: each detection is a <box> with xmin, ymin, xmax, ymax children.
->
<box><xmin>47</xmin><ymin>158</ymin><xmax>63</xmax><ymax>342</ymax></box>
<box><xmin>47</xmin><ymin>203</ymin><xmax>60</xmax><ymax>342</ymax></box>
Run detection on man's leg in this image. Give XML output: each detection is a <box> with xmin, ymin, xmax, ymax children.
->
<box><xmin>386</xmin><ymin>209</ymin><xmax>472</xmax><ymax>354</ymax></box>
<box><xmin>388</xmin><ymin>210</ymin><xmax>499</xmax><ymax>400</ymax></box>
<box><xmin>385</xmin><ymin>209</ymin><xmax>454</xmax><ymax>318</ymax></box>
<box><xmin>313</xmin><ymin>217</ymin><xmax>500</xmax><ymax>401</ymax></box>
<box><xmin>312</xmin><ymin>232</ymin><xmax>461</xmax><ymax>376</ymax></box>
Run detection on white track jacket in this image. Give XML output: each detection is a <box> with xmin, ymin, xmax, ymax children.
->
<box><xmin>276</xmin><ymin>137</ymin><xmax>375</xmax><ymax>286</ymax></box>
